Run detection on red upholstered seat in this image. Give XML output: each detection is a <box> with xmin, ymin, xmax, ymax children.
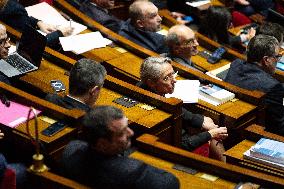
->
<box><xmin>0</xmin><ymin>168</ymin><xmax>16</xmax><ymax>189</ymax></box>
<box><xmin>232</xmin><ymin>11</ymin><xmax>252</xmax><ymax>27</ymax></box>
<box><xmin>192</xmin><ymin>143</ymin><xmax>209</xmax><ymax>157</ymax></box>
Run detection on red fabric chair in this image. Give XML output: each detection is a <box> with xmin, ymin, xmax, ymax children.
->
<box><xmin>192</xmin><ymin>143</ymin><xmax>209</xmax><ymax>157</ymax></box>
<box><xmin>232</xmin><ymin>11</ymin><xmax>252</xmax><ymax>27</ymax></box>
<box><xmin>39</xmin><ymin>0</ymin><xmax>53</xmax><ymax>4</ymax></box>
<box><xmin>0</xmin><ymin>168</ymin><xmax>16</xmax><ymax>189</ymax></box>
<box><xmin>275</xmin><ymin>2</ymin><xmax>284</xmax><ymax>15</ymax></box>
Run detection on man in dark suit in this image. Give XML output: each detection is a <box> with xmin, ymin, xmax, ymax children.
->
<box><xmin>0</xmin><ymin>24</ymin><xmax>11</xmax><ymax>85</ymax></box>
<box><xmin>164</xmin><ymin>25</ymin><xmax>203</xmax><ymax>72</ymax></box>
<box><xmin>138</xmin><ymin>56</ymin><xmax>228</xmax><ymax>161</ymax></box>
<box><xmin>61</xmin><ymin>105</ymin><xmax>180</xmax><ymax>189</ymax></box>
<box><xmin>118</xmin><ymin>1</ymin><xmax>168</xmax><ymax>54</ymax></box>
<box><xmin>76</xmin><ymin>0</ymin><xmax>123</xmax><ymax>32</ymax></box>
<box><xmin>46</xmin><ymin>58</ymin><xmax>107</xmax><ymax>111</ymax></box>
<box><xmin>225</xmin><ymin>34</ymin><xmax>284</xmax><ymax>135</ymax></box>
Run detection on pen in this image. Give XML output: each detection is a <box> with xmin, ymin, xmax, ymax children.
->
<box><xmin>69</xmin><ymin>19</ymin><xmax>72</xmax><ymax>28</ymax></box>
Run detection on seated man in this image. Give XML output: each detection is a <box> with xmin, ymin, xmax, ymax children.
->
<box><xmin>138</xmin><ymin>56</ymin><xmax>228</xmax><ymax>161</ymax></box>
<box><xmin>61</xmin><ymin>105</ymin><xmax>180</xmax><ymax>189</ymax></box>
<box><xmin>46</xmin><ymin>58</ymin><xmax>106</xmax><ymax>111</ymax></box>
<box><xmin>225</xmin><ymin>34</ymin><xmax>284</xmax><ymax>135</ymax></box>
<box><xmin>0</xmin><ymin>24</ymin><xmax>11</xmax><ymax>85</ymax></box>
<box><xmin>164</xmin><ymin>25</ymin><xmax>202</xmax><ymax>72</ymax></box>
<box><xmin>0</xmin><ymin>0</ymin><xmax>73</xmax><ymax>47</ymax></box>
<box><xmin>118</xmin><ymin>1</ymin><xmax>168</xmax><ymax>54</ymax></box>
<box><xmin>76</xmin><ymin>0</ymin><xmax>124</xmax><ymax>32</ymax></box>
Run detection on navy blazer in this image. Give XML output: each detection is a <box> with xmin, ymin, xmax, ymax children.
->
<box><xmin>45</xmin><ymin>94</ymin><xmax>91</xmax><ymax>112</ymax></box>
<box><xmin>119</xmin><ymin>20</ymin><xmax>169</xmax><ymax>54</ymax></box>
<box><xmin>79</xmin><ymin>1</ymin><xmax>123</xmax><ymax>32</ymax></box>
<box><xmin>0</xmin><ymin>0</ymin><xmax>63</xmax><ymax>47</ymax></box>
<box><xmin>225</xmin><ymin>59</ymin><xmax>284</xmax><ymax>135</ymax></box>
<box><xmin>61</xmin><ymin>140</ymin><xmax>180</xmax><ymax>189</ymax></box>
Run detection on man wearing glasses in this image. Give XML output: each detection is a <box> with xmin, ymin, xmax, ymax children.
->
<box><xmin>0</xmin><ymin>24</ymin><xmax>11</xmax><ymax>84</ymax></box>
<box><xmin>225</xmin><ymin>34</ymin><xmax>284</xmax><ymax>136</ymax></box>
<box><xmin>164</xmin><ymin>25</ymin><xmax>201</xmax><ymax>71</ymax></box>
<box><xmin>138</xmin><ymin>56</ymin><xmax>228</xmax><ymax>161</ymax></box>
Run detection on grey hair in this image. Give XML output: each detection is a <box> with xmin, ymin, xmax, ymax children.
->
<box><xmin>140</xmin><ymin>56</ymin><xmax>171</xmax><ymax>83</ymax></box>
<box><xmin>247</xmin><ymin>34</ymin><xmax>279</xmax><ymax>63</ymax></box>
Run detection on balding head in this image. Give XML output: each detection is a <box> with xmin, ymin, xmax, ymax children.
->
<box><xmin>129</xmin><ymin>1</ymin><xmax>162</xmax><ymax>32</ymax></box>
<box><xmin>166</xmin><ymin>25</ymin><xmax>199</xmax><ymax>58</ymax></box>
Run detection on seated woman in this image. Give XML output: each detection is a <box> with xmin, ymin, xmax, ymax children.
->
<box><xmin>199</xmin><ymin>6</ymin><xmax>255</xmax><ymax>48</ymax></box>
<box><xmin>0</xmin><ymin>0</ymin><xmax>73</xmax><ymax>48</ymax></box>
<box><xmin>138</xmin><ymin>56</ymin><xmax>228</xmax><ymax>161</ymax></box>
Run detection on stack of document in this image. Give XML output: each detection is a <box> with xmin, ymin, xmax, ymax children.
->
<box><xmin>199</xmin><ymin>84</ymin><xmax>235</xmax><ymax>106</ymax></box>
<box><xmin>165</xmin><ymin>80</ymin><xmax>200</xmax><ymax>103</ymax></box>
<box><xmin>26</xmin><ymin>2</ymin><xmax>87</xmax><ymax>36</ymax></box>
<box><xmin>59</xmin><ymin>32</ymin><xmax>112</xmax><ymax>54</ymax></box>
<box><xmin>243</xmin><ymin>138</ymin><xmax>284</xmax><ymax>170</ymax></box>
<box><xmin>186</xmin><ymin>0</ymin><xmax>210</xmax><ymax>8</ymax></box>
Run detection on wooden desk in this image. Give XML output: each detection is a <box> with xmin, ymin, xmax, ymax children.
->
<box><xmin>0</xmin><ymin>82</ymin><xmax>84</xmax><ymax>159</ymax></box>
<box><xmin>224</xmin><ymin>139</ymin><xmax>284</xmax><ymax>178</ymax></box>
<box><xmin>130</xmin><ymin>151</ymin><xmax>237</xmax><ymax>189</ymax></box>
<box><xmin>136</xmin><ymin>134</ymin><xmax>284</xmax><ymax>188</ymax></box>
<box><xmin>105</xmin><ymin>53</ymin><xmax>259</xmax><ymax>130</ymax></box>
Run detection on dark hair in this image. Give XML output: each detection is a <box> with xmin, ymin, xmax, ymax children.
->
<box><xmin>69</xmin><ymin>58</ymin><xmax>106</xmax><ymax>96</ymax></box>
<box><xmin>82</xmin><ymin>106</ymin><xmax>124</xmax><ymax>144</ymax></box>
<box><xmin>256</xmin><ymin>22</ymin><xmax>284</xmax><ymax>44</ymax></box>
<box><xmin>199</xmin><ymin>6</ymin><xmax>231</xmax><ymax>44</ymax></box>
<box><xmin>247</xmin><ymin>34</ymin><xmax>279</xmax><ymax>63</ymax></box>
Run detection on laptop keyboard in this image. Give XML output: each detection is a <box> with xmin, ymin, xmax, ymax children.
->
<box><xmin>6</xmin><ymin>54</ymin><xmax>34</xmax><ymax>73</ymax></box>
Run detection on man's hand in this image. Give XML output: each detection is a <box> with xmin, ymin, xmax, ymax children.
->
<box><xmin>235</xmin><ymin>0</ymin><xmax>250</xmax><ymax>5</ymax></box>
<box><xmin>37</xmin><ymin>21</ymin><xmax>57</xmax><ymax>34</ymax></box>
<box><xmin>202</xmin><ymin>117</ymin><xmax>218</xmax><ymax>131</ymax></box>
<box><xmin>208</xmin><ymin>127</ymin><xmax>228</xmax><ymax>140</ymax></box>
<box><xmin>56</xmin><ymin>25</ymin><xmax>74</xmax><ymax>36</ymax></box>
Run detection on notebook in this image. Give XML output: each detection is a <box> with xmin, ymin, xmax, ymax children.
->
<box><xmin>0</xmin><ymin>26</ymin><xmax>46</xmax><ymax>77</ymax></box>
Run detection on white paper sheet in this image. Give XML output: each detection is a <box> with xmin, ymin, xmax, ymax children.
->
<box><xmin>165</xmin><ymin>80</ymin><xmax>200</xmax><ymax>103</ymax></box>
<box><xmin>59</xmin><ymin>32</ymin><xmax>112</xmax><ymax>54</ymax></box>
<box><xmin>26</xmin><ymin>2</ymin><xmax>87</xmax><ymax>36</ymax></box>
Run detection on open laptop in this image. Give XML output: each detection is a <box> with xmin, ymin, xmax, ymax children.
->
<box><xmin>0</xmin><ymin>26</ymin><xmax>47</xmax><ymax>77</ymax></box>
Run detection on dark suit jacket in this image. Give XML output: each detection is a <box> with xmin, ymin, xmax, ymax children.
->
<box><xmin>0</xmin><ymin>0</ymin><xmax>63</xmax><ymax>47</ymax></box>
<box><xmin>45</xmin><ymin>94</ymin><xmax>91</xmax><ymax>112</ymax></box>
<box><xmin>79</xmin><ymin>1</ymin><xmax>123</xmax><ymax>32</ymax></box>
<box><xmin>137</xmin><ymin>82</ymin><xmax>211</xmax><ymax>150</ymax></box>
<box><xmin>61</xmin><ymin>140</ymin><xmax>180</xmax><ymax>189</ymax></box>
<box><xmin>225</xmin><ymin>59</ymin><xmax>284</xmax><ymax>135</ymax></box>
<box><xmin>118</xmin><ymin>19</ymin><xmax>169</xmax><ymax>54</ymax></box>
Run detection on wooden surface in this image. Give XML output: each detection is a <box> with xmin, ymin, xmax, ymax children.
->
<box><xmin>130</xmin><ymin>151</ymin><xmax>237</xmax><ymax>189</ymax></box>
<box><xmin>136</xmin><ymin>134</ymin><xmax>284</xmax><ymax>188</ymax></box>
<box><xmin>224</xmin><ymin>140</ymin><xmax>284</xmax><ymax>178</ymax></box>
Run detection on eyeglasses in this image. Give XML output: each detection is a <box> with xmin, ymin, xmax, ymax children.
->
<box><xmin>163</xmin><ymin>71</ymin><xmax>178</xmax><ymax>81</ymax></box>
<box><xmin>273</xmin><ymin>54</ymin><xmax>282</xmax><ymax>62</ymax></box>
<box><xmin>183</xmin><ymin>37</ymin><xmax>198</xmax><ymax>46</ymax></box>
<box><xmin>0</xmin><ymin>37</ymin><xmax>10</xmax><ymax>47</ymax></box>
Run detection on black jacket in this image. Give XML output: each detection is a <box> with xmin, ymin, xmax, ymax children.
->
<box><xmin>0</xmin><ymin>0</ymin><xmax>63</xmax><ymax>47</ymax></box>
<box><xmin>61</xmin><ymin>140</ymin><xmax>180</xmax><ymax>189</ymax></box>
<box><xmin>45</xmin><ymin>94</ymin><xmax>91</xmax><ymax>112</ymax></box>
<box><xmin>119</xmin><ymin>19</ymin><xmax>169</xmax><ymax>54</ymax></box>
<box><xmin>137</xmin><ymin>81</ymin><xmax>212</xmax><ymax>150</ymax></box>
<box><xmin>225</xmin><ymin>59</ymin><xmax>284</xmax><ymax>135</ymax></box>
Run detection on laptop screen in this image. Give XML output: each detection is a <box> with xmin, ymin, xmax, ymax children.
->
<box><xmin>17</xmin><ymin>26</ymin><xmax>47</xmax><ymax>67</ymax></box>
